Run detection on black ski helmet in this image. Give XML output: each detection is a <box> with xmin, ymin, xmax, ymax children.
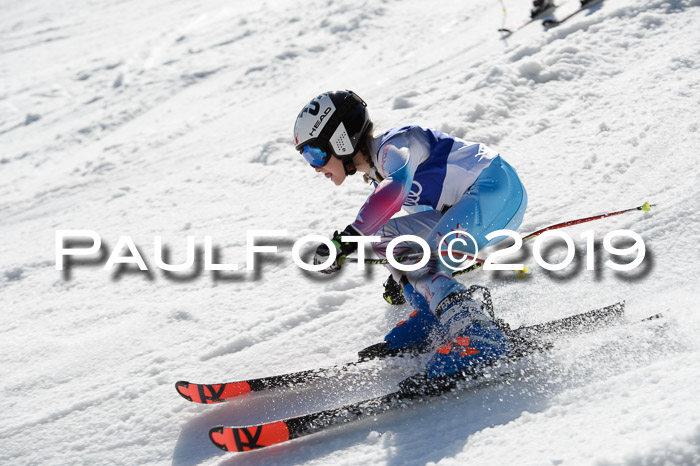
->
<box><xmin>294</xmin><ymin>90</ymin><xmax>371</xmax><ymax>175</ymax></box>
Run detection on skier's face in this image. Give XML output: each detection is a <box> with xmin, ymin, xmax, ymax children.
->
<box><xmin>315</xmin><ymin>155</ymin><xmax>346</xmax><ymax>186</ymax></box>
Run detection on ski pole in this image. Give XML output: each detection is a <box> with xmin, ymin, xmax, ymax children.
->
<box><xmin>454</xmin><ymin>201</ymin><xmax>654</xmax><ymax>276</ymax></box>
<box><xmin>521</xmin><ymin>201</ymin><xmax>654</xmax><ymax>241</ymax></box>
<box><xmin>345</xmin><ymin>201</ymin><xmax>655</xmax><ymax>276</ymax></box>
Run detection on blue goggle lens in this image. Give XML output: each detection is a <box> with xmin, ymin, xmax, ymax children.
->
<box><xmin>301</xmin><ymin>144</ymin><xmax>330</xmax><ymax>168</ymax></box>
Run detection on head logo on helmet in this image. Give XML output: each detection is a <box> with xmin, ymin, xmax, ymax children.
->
<box><xmin>309</xmin><ymin>106</ymin><xmax>333</xmax><ymax>137</ymax></box>
<box><xmin>294</xmin><ymin>90</ymin><xmax>372</xmax><ymax>176</ymax></box>
<box><xmin>299</xmin><ymin>99</ymin><xmax>321</xmax><ymax>117</ymax></box>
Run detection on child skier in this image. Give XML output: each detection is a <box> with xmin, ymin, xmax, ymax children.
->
<box><xmin>293</xmin><ymin>90</ymin><xmax>527</xmax><ymax>378</ymax></box>
<box><xmin>531</xmin><ymin>0</ymin><xmax>596</xmax><ymax>19</ymax></box>
<box><xmin>531</xmin><ymin>0</ymin><xmax>554</xmax><ymax>18</ymax></box>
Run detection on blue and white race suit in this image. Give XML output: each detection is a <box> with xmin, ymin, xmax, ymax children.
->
<box><xmin>350</xmin><ymin>126</ymin><xmax>527</xmax><ymax>312</ymax></box>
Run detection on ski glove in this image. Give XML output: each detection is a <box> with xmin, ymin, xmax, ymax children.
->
<box><xmin>313</xmin><ymin>225</ymin><xmax>360</xmax><ymax>274</ymax></box>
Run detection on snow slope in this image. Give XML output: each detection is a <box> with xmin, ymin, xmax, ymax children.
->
<box><xmin>1</xmin><ymin>0</ymin><xmax>699</xmax><ymax>464</ymax></box>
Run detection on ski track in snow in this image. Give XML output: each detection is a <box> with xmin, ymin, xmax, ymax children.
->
<box><xmin>1</xmin><ymin>0</ymin><xmax>700</xmax><ymax>464</ymax></box>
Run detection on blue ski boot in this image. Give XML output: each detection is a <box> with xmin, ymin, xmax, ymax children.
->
<box><xmin>425</xmin><ymin>289</ymin><xmax>511</xmax><ymax>378</ymax></box>
<box><xmin>383</xmin><ymin>281</ymin><xmax>444</xmax><ymax>351</ymax></box>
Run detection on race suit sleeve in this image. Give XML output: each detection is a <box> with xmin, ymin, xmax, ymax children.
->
<box><xmin>351</xmin><ymin>140</ymin><xmax>422</xmax><ymax>235</ymax></box>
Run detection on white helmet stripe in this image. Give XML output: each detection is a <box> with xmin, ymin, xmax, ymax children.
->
<box><xmin>294</xmin><ymin>94</ymin><xmax>337</xmax><ymax>148</ymax></box>
<box><xmin>329</xmin><ymin>122</ymin><xmax>353</xmax><ymax>156</ymax></box>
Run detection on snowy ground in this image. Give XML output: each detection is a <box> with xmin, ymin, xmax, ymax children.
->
<box><xmin>2</xmin><ymin>0</ymin><xmax>700</xmax><ymax>464</ymax></box>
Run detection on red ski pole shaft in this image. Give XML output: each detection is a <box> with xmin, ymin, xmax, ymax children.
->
<box><xmin>521</xmin><ymin>201</ymin><xmax>655</xmax><ymax>242</ymax></box>
<box><xmin>452</xmin><ymin>201</ymin><xmax>654</xmax><ymax>276</ymax></box>
<box><xmin>348</xmin><ymin>202</ymin><xmax>654</xmax><ymax>268</ymax></box>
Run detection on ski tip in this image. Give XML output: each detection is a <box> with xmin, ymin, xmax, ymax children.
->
<box><xmin>209</xmin><ymin>426</ymin><xmax>229</xmax><ymax>451</ymax></box>
<box><xmin>208</xmin><ymin>422</ymin><xmax>292</xmax><ymax>452</ymax></box>
<box><xmin>175</xmin><ymin>381</ymin><xmax>193</xmax><ymax>402</ymax></box>
<box><xmin>358</xmin><ymin>342</ymin><xmax>423</xmax><ymax>360</ymax></box>
<box><xmin>174</xmin><ymin>380</ymin><xmax>252</xmax><ymax>404</ymax></box>
<box><xmin>358</xmin><ymin>341</ymin><xmax>390</xmax><ymax>360</ymax></box>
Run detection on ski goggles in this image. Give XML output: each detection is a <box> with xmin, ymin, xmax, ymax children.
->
<box><xmin>301</xmin><ymin>144</ymin><xmax>331</xmax><ymax>168</ymax></box>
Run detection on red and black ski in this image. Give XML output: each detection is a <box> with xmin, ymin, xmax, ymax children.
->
<box><xmin>209</xmin><ymin>303</ymin><xmax>661</xmax><ymax>452</ymax></box>
<box><xmin>175</xmin><ymin>342</ymin><xmax>409</xmax><ymax>404</ymax></box>
<box><xmin>176</xmin><ymin>286</ymin><xmax>497</xmax><ymax>404</ymax></box>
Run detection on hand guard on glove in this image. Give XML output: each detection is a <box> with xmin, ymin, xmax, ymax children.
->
<box><xmin>313</xmin><ymin>225</ymin><xmax>361</xmax><ymax>274</ymax></box>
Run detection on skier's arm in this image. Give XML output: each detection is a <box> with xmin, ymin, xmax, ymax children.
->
<box><xmin>351</xmin><ymin>143</ymin><xmax>418</xmax><ymax>235</ymax></box>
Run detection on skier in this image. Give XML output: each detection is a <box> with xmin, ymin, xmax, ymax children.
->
<box><xmin>531</xmin><ymin>0</ymin><xmax>596</xmax><ymax>19</ymax></box>
<box><xmin>293</xmin><ymin>90</ymin><xmax>527</xmax><ymax>378</ymax></box>
<box><xmin>530</xmin><ymin>0</ymin><xmax>554</xmax><ymax>18</ymax></box>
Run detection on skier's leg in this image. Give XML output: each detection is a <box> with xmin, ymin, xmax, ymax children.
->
<box><xmin>372</xmin><ymin>211</ymin><xmax>444</xmax><ymax>350</ymax></box>
<box><xmin>408</xmin><ymin>156</ymin><xmax>527</xmax><ymax>376</ymax></box>
<box><xmin>372</xmin><ymin>157</ymin><xmax>527</xmax><ymax>360</ymax></box>
<box><xmin>382</xmin><ymin>278</ymin><xmax>446</xmax><ymax>350</ymax></box>
<box><xmin>408</xmin><ymin>156</ymin><xmax>527</xmax><ymax>310</ymax></box>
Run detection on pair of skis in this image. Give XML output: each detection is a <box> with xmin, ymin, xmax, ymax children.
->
<box><xmin>499</xmin><ymin>0</ymin><xmax>604</xmax><ymax>36</ymax></box>
<box><xmin>176</xmin><ymin>302</ymin><xmax>660</xmax><ymax>452</ymax></box>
